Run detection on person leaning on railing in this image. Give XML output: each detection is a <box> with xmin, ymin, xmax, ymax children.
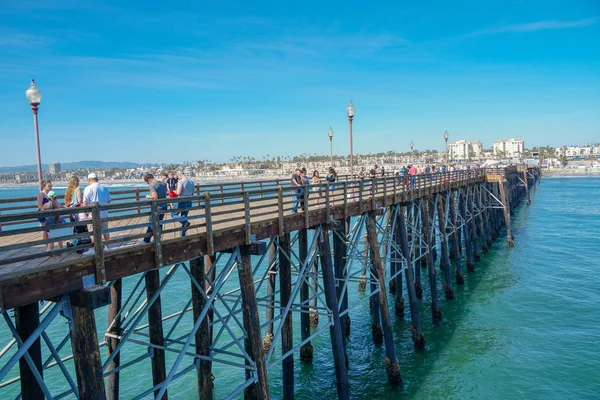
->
<box><xmin>142</xmin><ymin>173</ymin><xmax>168</xmax><ymax>244</ymax></box>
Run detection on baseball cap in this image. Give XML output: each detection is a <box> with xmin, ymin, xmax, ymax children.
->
<box><xmin>47</xmin><ymin>190</ymin><xmax>56</xmax><ymax>199</ymax></box>
<box><xmin>87</xmin><ymin>172</ymin><xmax>98</xmax><ymax>179</ymax></box>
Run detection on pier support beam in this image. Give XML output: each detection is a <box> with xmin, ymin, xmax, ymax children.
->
<box><xmin>391</xmin><ymin>209</ymin><xmax>404</xmax><ymax>318</ymax></box>
<box><xmin>239</xmin><ymin>246</ymin><xmax>270</xmax><ymax>400</ymax></box>
<box><xmin>498</xmin><ymin>181</ymin><xmax>514</xmax><ymax>247</ymax></box>
<box><xmin>298</xmin><ymin>229</ymin><xmax>313</xmax><ymax>361</ymax></box>
<box><xmin>69</xmin><ymin>290</ymin><xmax>106</xmax><ymax>400</ymax></box>
<box><xmin>14</xmin><ymin>302</ymin><xmax>44</xmax><ymax>400</ymax></box>
<box><xmin>421</xmin><ymin>199</ymin><xmax>442</xmax><ymax>323</ymax></box>
<box><xmin>448</xmin><ymin>191</ymin><xmax>464</xmax><ymax>284</ymax></box>
<box><xmin>460</xmin><ymin>190</ymin><xmax>475</xmax><ymax>272</ymax></box>
<box><xmin>366</xmin><ymin>211</ymin><xmax>402</xmax><ymax>384</ymax></box>
<box><xmin>411</xmin><ymin>202</ymin><xmax>423</xmax><ymax>299</ymax></box>
<box><xmin>106</xmin><ymin>279</ymin><xmax>122</xmax><ymax>400</ymax></box>
<box><xmin>145</xmin><ymin>269</ymin><xmax>168</xmax><ymax>400</ymax></box>
<box><xmin>523</xmin><ymin>171</ymin><xmax>531</xmax><ymax>206</ymax></box>
<box><xmin>437</xmin><ymin>194</ymin><xmax>454</xmax><ymax>300</ymax></box>
<box><xmin>468</xmin><ymin>188</ymin><xmax>481</xmax><ymax>262</ymax></box>
<box><xmin>263</xmin><ymin>243</ymin><xmax>277</xmax><ymax>352</ymax></box>
<box><xmin>191</xmin><ymin>256</ymin><xmax>213</xmax><ymax>400</ymax></box>
<box><xmin>398</xmin><ymin>207</ymin><xmax>426</xmax><ymax>349</ymax></box>
<box><xmin>333</xmin><ymin>221</ymin><xmax>351</xmax><ymax>337</ymax></box>
<box><xmin>318</xmin><ymin>225</ymin><xmax>350</xmax><ymax>400</ymax></box>
<box><xmin>278</xmin><ymin>233</ymin><xmax>295</xmax><ymax>399</ymax></box>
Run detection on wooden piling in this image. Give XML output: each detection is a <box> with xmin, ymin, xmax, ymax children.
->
<box><xmin>459</xmin><ymin>190</ymin><xmax>475</xmax><ymax>272</ymax></box>
<box><xmin>524</xmin><ymin>171</ymin><xmax>530</xmax><ymax>206</ymax></box>
<box><xmin>145</xmin><ymin>269</ymin><xmax>168</xmax><ymax>400</ymax></box>
<box><xmin>369</xmin><ymin>250</ymin><xmax>383</xmax><ymax>345</ymax></box>
<box><xmin>106</xmin><ymin>279</ymin><xmax>122</xmax><ymax>400</ymax></box>
<box><xmin>298</xmin><ymin>229</ymin><xmax>313</xmax><ymax>361</ymax></box>
<box><xmin>391</xmin><ymin>208</ymin><xmax>405</xmax><ymax>318</ymax></box>
<box><xmin>69</xmin><ymin>290</ymin><xmax>106</xmax><ymax>399</ymax></box>
<box><xmin>190</xmin><ymin>257</ymin><xmax>213</xmax><ymax>400</ymax></box>
<box><xmin>468</xmin><ymin>188</ymin><xmax>481</xmax><ymax>262</ymax></box>
<box><xmin>397</xmin><ymin>207</ymin><xmax>426</xmax><ymax>349</ymax></box>
<box><xmin>476</xmin><ymin>186</ymin><xmax>489</xmax><ymax>252</ymax></box>
<box><xmin>318</xmin><ymin>225</ymin><xmax>350</xmax><ymax>400</ymax></box>
<box><xmin>436</xmin><ymin>194</ymin><xmax>454</xmax><ymax>300</ymax></box>
<box><xmin>264</xmin><ymin>243</ymin><xmax>277</xmax><ymax>352</ymax></box>
<box><xmin>498</xmin><ymin>180</ymin><xmax>514</xmax><ymax>247</ymax></box>
<box><xmin>421</xmin><ymin>199</ymin><xmax>442</xmax><ymax>323</ymax></box>
<box><xmin>412</xmin><ymin>202</ymin><xmax>423</xmax><ymax>299</ymax></box>
<box><xmin>448</xmin><ymin>190</ymin><xmax>464</xmax><ymax>284</ymax></box>
<box><xmin>14</xmin><ymin>302</ymin><xmax>44</xmax><ymax>400</ymax></box>
<box><xmin>238</xmin><ymin>246</ymin><xmax>270</xmax><ymax>400</ymax></box>
<box><xmin>278</xmin><ymin>233</ymin><xmax>294</xmax><ymax>399</ymax></box>
<box><xmin>358</xmin><ymin>238</ymin><xmax>368</xmax><ymax>292</ymax></box>
<box><xmin>333</xmin><ymin>220</ymin><xmax>351</xmax><ymax>337</ymax></box>
<box><xmin>366</xmin><ymin>210</ymin><xmax>402</xmax><ymax>384</ymax></box>
<box><xmin>309</xmin><ymin>253</ymin><xmax>320</xmax><ymax>327</ymax></box>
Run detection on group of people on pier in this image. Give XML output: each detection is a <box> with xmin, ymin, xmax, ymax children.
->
<box><xmin>35</xmin><ymin>171</ymin><xmax>196</xmax><ymax>254</ymax></box>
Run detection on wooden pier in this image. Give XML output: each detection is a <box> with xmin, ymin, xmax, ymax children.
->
<box><xmin>0</xmin><ymin>166</ymin><xmax>540</xmax><ymax>399</ymax></box>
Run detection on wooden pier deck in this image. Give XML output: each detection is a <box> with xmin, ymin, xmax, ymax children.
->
<box><xmin>0</xmin><ymin>170</ymin><xmax>497</xmax><ymax>310</ymax></box>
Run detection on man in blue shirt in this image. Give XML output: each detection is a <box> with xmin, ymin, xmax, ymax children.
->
<box><xmin>143</xmin><ymin>173</ymin><xmax>168</xmax><ymax>243</ymax></box>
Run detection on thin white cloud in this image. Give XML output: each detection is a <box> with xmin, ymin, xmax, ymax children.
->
<box><xmin>466</xmin><ymin>18</ymin><xmax>598</xmax><ymax>37</ymax></box>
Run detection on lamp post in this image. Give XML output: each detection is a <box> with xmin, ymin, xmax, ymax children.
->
<box><xmin>26</xmin><ymin>79</ymin><xmax>43</xmax><ymax>191</ymax></box>
<box><xmin>410</xmin><ymin>140</ymin><xmax>414</xmax><ymax>162</ymax></box>
<box><xmin>346</xmin><ymin>100</ymin><xmax>355</xmax><ymax>178</ymax></box>
<box><xmin>444</xmin><ymin>130</ymin><xmax>449</xmax><ymax>165</ymax></box>
<box><xmin>328</xmin><ymin>126</ymin><xmax>334</xmax><ymax>165</ymax></box>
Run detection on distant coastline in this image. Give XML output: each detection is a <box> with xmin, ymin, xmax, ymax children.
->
<box><xmin>542</xmin><ymin>168</ymin><xmax>600</xmax><ymax>177</ymax></box>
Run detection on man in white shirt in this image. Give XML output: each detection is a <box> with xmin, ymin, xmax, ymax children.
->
<box><xmin>82</xmin><ymin>172</ymin><xmax>112</xmax><ymax>243</ymax></box>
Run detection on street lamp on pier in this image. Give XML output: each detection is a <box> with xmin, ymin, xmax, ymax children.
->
<box><xmin>25</xmin><ymin>79</ymin><xmax>43</xmax><ymax>191</ymax></box>
<box><xmin>346</xmin><ymin>100</ymin><xmax>355</xmax><ymax>178</ymax></box>
<box><xmin>328</xmin><ymin>126</ymin><xmax>334</xmax><ymax>165</ymax></box>
<box><xmin>410</xmin><ymin>140</ymin><xmax>414</xmax><ymax>162</ymax></box>
<box><xmin>444</xmin><ymin>130</ymin><xmax>449</xmax><ymax>165</ymax></box>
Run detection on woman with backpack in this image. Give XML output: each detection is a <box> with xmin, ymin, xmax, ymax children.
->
<box><xmin>327</xmin><ymin>167</ymin><xmax>337</xmax><ymax>204</ymax></box>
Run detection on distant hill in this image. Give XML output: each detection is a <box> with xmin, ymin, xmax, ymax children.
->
<box><xmin>0</xmin><ymin>161</ymin><xmax>141</xmax><ymax>174</ymax></box>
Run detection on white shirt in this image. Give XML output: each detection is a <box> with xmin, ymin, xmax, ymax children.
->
<box><xmin>83</xmin><ymin>182</ymin><xmax>112</xmax><ymax>218</ymax></box>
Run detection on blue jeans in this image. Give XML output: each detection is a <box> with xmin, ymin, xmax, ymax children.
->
<box><xmin>171</xmin><ymin>201</ymin><xmax>192</xmax><ymax>236</ymax></box>
<box><xmin>145</xmin><ymin>204</ymin><xmax>168</xmax><ymax>242</ymax></box>
<box><xmin>292</xmin><ymin>189</ymin><xmax>303</xmax><ymax>214</ymax></box>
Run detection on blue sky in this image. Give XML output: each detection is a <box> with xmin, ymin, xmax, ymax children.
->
<box><xmin>0</xmin><ymin>0</ymin><xmax>598</xmax><ymax>166</ymax></box>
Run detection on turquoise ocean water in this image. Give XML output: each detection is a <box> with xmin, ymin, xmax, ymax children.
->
<box><xmin>1</xmin><ymin>177</ymin><xmax>599</xmax><ymax>399</ymax></box>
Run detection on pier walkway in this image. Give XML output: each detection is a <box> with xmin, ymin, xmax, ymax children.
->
<box><xmin>0</xmin><ymin>166</ymin><xmax>540</xmax><ymax>400</ymax></box>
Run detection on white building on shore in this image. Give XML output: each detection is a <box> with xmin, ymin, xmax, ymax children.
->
<box><xmin>448</xmin><ymin>140</ymin><xmax>483</xmax><ymax>161</ymax></box>
<box><xmin>555</xmin><ymin>146</ymin><xmax>600</xmax><ymax>159</ymax></box>
<box><xmin>493</xmin><ymin>138</ymin><xmax>525</xmax><ymax>157</ymax></box>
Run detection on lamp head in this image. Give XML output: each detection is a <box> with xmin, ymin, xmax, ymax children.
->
<box><xmin>444</xmin><ymin>130</ymin><xmax>449</xmax><ymax>141</ymax></box>
<box><xmin>346</xmin><ymin>100</ymin><xmax>355</xmax><ymax>118</ymax></box>
<box><xmin>26</xmin><ymin>79</ymin><xmax>42</xmax><ymax>105</ymax></box>
<box><xmin>328</xmin><ymin>126</ymin><xmax>334</xmax><ymax>138</ymax></box>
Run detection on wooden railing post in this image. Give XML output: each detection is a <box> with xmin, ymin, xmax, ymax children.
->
<box><xmin>243</xmin><ymin>192</ymin><xmax>251</xmax><ymax>245</ymax></box>
<box><xmin>325</xmin><ymin>184</ymin><xmax>331</xmax><ymax>222</ymax></box>
<box><xmin>150</xmin><ymin>201</ymin><xmax>163</xmax><ymax>269</ymax></box>
<box><xmin>91</xmin><ymin>202</ymin><xmax>106</xmax><ymax>285</ymax></box>
<box><xmin>260</xmin><ymin>182</ymin><xmax>264</xmax><ymax>199</ymax></box>
<box><xmin>135</xmin><ymin>188</ymin><xmax>141</xmax><ymax>214</ymax></box>
<box><xmin>359</xmin><ymin>179</ymin><xmax>364</xmax><ymax>214</ymax></box>
<box><xmin>277</xmin><ymin>186</ymin><xmax>284</xmax><ymax>236</ymax></box>
<box><xmin>303</xmin><ymin>185</ymin><xmax>309</xmax><ymax>228</ymax></box>
<box><xmin>204</xmin><ymin>192</ymin><xmax>213</xmax><ymax>256</ymax></box>
<box><xmin>343</xmin><ymin>182</ymin><xmax>348</xmax><ymax>217</ymax></box>
<box><xmin>220</xmin><ymin>184</ymin><xmax>224</xmax><ymax>204</ymax></box>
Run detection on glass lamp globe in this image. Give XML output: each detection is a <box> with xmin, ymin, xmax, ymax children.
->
<box><xmin>328</xmin><ymin>126</ymin><xmax>334</xmax><ymax>138</ymax></box>
<box><xmin>346</xmin><ymin>100</ymin><xmax>355</xmax><ymax>117</ymax></box>
<box><xmin>26</xmin><ymin>79</ymin><xmax>42</xmax><ymax>104</ymax></box>
<box><xmin>444</xmin><ymin>130</ymin><xmax>449</xmax><ymax>141</ymax></box>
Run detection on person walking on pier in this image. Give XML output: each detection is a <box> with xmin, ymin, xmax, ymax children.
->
<box><xmin>82</xmin><ymin>173</ymin><xmax>112</xmax><ymax>252</ymax></box>
<box><xmin>142</xmin><ymin>173</ymin><xmax>168</xmax><ymax>243</ymax></box>
<box><xmin>291</xmin><ymin>168</ymin><xmax>303</xmax><ymax>214</ymax></box>
<box><xmin>326</xmin><ymin>167</ymin><xmax>337</xmax><ymax>203</ymax></box>
<box><xmin>37</xmin><ymin>180</ymin><xmax>53</xmax><ymax>247</ymax></box>
<box><xmin>171</xmin><ymin>171</ymin><xmax>194</xmax><ymax>236</ymax></box>
<box><xmin>166</xmin><ymin>172</ymin><xmax>178</xmax><ymax>193</ymax></box>
<box><xmin>41</xmin><ymin>190</ymin><xmax>64</xmax><ymax>252</ymax></box>
<box><xmin>311</xmin><ymin>170</ymin><xmax>322</xmax><ymax>205</ymax></box>
<box><xmin>409</xmin><ymin>164</ymin><xmax>417</xmax><ymax>188</ymax></box>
